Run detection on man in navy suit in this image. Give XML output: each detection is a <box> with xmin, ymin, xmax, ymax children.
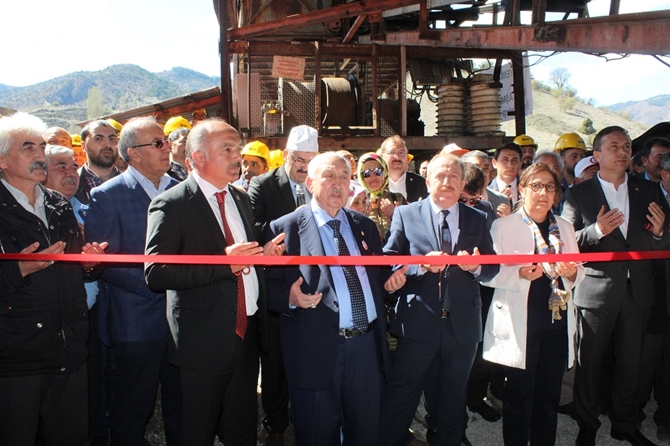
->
<box><xmin>85</xmin><ymin>116</ymin><xmax>181</xmax><ymax>446</ymax></box>
<box><xmin>380</xmin><ymin>135</ymin><xmax>428</xmax><ymax>203</ymax></box>
<box><xmin>381</xmin><ymin>154</ymin><xmax>499</xmax><ymax>446</ymax></box>
<box><xmin>265</xmin><ymin>152</ymin><xmax>407</xmax><ymax>446</ymax></box>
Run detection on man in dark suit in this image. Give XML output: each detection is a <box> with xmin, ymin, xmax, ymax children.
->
<box><xmin>381</xmin><ymin>154</ymin><xmax>499</xmax><ymax>446</ymax></box>
<box><xmin>380</xmin><ymin>135</ymin><xmax>428</xmax><ymax>203</ymax></box>
<box><xmin>85</xmin><ymin>116</ymin><xmax>181</xmax><ymax>446</ymax></box>
<box><xmin>145</xmin><ymin>119</ymin><xmax>284</xmax><ymax>446</ymax></box>
<box><xmin>265</xmin><ymin>152</ymin><xmax>406</xmax><ymax>445</ymax></box>
<box><xmin>562</xmin><ymin>126</ymin><xmax>668</xmax><ymax>446</ymax></box>
<box><xmin>247</xmin><ymin>125</ymin><xmax>319</xmax><ymax>444</ymax></box>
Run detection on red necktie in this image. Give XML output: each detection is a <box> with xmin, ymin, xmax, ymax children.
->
<box><xmin>214</xmin><ymin>190</ymin><xmax>247</xmax><ymax>339</ymax></box>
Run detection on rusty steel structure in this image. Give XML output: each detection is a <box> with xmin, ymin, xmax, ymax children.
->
<box><xmin>214</xmin><ymin>0</ymin><xmax>670</xmax><ymax>151</ymax></box>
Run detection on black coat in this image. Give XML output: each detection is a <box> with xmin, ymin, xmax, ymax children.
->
<box><xmin>0</xmin><ymin>183</ymin><xmax>89</xmax><ymax>376</ymax></box>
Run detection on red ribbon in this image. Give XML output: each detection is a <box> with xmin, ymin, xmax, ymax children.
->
<box><xmin>2</xmin><ymin>251</ymin><xmax>670</xmax><ymax>266</ymax></box>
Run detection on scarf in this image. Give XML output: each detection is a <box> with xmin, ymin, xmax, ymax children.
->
<box><xmin>357</xmin><ymin>152</ymin><xmax>389</xmax><ymax>198</ymax></box>
<box><xmin>519</xmin><ymin>207</ymin><xmax>570</xmax><ymax>322</ymax></box>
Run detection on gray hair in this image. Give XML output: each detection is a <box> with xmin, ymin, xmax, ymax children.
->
<box><xmin>118</xmin><ymin>116</ymin><xmax>158</xmax><ymax>163</ymax></box>
<box><xmin>184</xmin><ymin>118</ymin><xmax>235</xmax><ymax>164</ymax></box>
<box><xmin>426</xmin><ymin>153</ymin><xmax>464</xmax><ymax>179</ymax></box>
<box><xmin>168</xmin><ymin>127</ymin><xmax>190</xmax><ymax>142</ymax></box>
<box><xmin>533</xmin><ymin>151</ymin><xmax>564</xmax><ymax>171</ymax></box>
<box><xmin>307</xmin><ymin>152</ymin><xmax>351</xmax><ymax>179</ymax></box>
<box><xmin>660</xmin><ymin>151</ymin><xmax>670</xmax><ymax>174</ymax></box>
<box><xmin>460</xmin><ymin>150</ymin><xmax>489</xmax><ymax>164</ymax></box>
<box><xmin>0</xmin><ymin>112</ymin><xmax>47</xmax><ymax>156</ymax></box>
<box><xmin>45</xmin><ymin>145</ymin><xmax>75</xmax><ymax>164</ymax></box>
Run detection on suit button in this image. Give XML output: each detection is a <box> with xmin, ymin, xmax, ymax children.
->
<box><xmin>333</xmin><ymin>301</ymin><xmax>338</xmax><ymax>307</ymax></box>
<box><xmin>36</xmin><ymin>323</ymin><xmax>43</xmax><ymax>328</ymax></box>
<box><xmin>446</xmin><ymin>272</ymin><xmax>450</xmax><ymax>277</ymax></box>
<box><xmin>60</xmin><ymin>367</ymin><xmax>66</xmax><ymax>372</ymax></box>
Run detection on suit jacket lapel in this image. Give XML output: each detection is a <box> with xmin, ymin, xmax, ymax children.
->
<box><xmin>277</xmin><ymin>167</ymin><xmax>297</xmax><ymax>211</ymax></box>
<box><xmin>185</xmin><ymin>176</ymin><xmax>226</xmax><ymax>251</ymax></box>
<box><xmin>297</xmin><ymin>207</ymin><xmax>338</xmax><ymax>312</ymax></box>
<box><xmin>420</xmin><ymin>199</ymin><xmax>440</xmax><ymax>251</ymax></box>
<box><xmin>228</xmin><ymin>184</ymin><xmax>255</xmax><ymax>242</ymax></box>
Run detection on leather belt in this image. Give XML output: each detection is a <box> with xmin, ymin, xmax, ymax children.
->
<box><xmin>339</xmin><ymin>320</ymin><xmax>376</xmax><ymax>339</ymax></box>
<box><xmin>441</xmin><ymin>309</ymin><xmax>451</xmax><ymax>318</ymax></box>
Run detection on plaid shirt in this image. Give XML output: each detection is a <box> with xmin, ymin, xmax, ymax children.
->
<box><xmin>82</xmin><ymin>164</ymin><xmax>120</xmax><ymax>189</ymax></box>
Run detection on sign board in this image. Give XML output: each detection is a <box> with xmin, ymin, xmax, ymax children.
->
<box><xmin>272</xmin><ymin>56</ymin><xmax>306</xmax><ymax>80</ymax></box>
<box><xmin>484</xmin><ymin>54</ymin><xmax>533</xmax><ymax>122</ymax></box>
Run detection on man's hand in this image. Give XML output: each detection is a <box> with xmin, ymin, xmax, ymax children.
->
<box><xmin>647</xmin><ymin>202</ymin><xmax>666</xmax><ymax>237</ymax></box>
<box><xmin>289</xmin><ymin>276</ymin><xmax>323</xmax><ymax>309</ymax></box>
<box><xmin>596</xmin><ymin>205</ymin><xmax>625</xmax><ymax>236</ymax></box>
<box><xmin>518</xmin><ymin>264</ymin><xmax>543</xmax><ymax>281</ymax></box>
<box><xmin>263</xmin><ymin>233</ymin><xmax>286</xmax><ymax>256</ymax></box>
<box><xmin>81</xmin><ymin>241</ymin><xmax>109</xmax><ymax>270</ymax></box>
<box><xmin>457</xmin><ymin>247</ymin><xmax>481</xmax><ymax>272</ymax></box>
<box><xmin>18</xmin><ymin>241</ymin><xmax>65</xmax><ymax>277</ymax></box>
<box><xmin>225</xmin><ymin>241</ymin><xmax>263</xmax><ymax>274</ymax></box>
<box><xmin>384</xmin><ymin>265</ymin><xmax>409</xmax><ymax>292</ymax></box>
<box><xmin>421</xmin><ymin>251</ymin><xmax>447</xmax><ymax>274</ymax></box>
<box><xmin>496</xmin><ymin>203</ymin><xmax>511</xmax><ymax>218</ymax></box>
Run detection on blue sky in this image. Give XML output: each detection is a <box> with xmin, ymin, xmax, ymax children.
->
<box><xmin>2</xmin><ymin>0</ymin><xmax>669</xmax><ymax>107</ymax></box>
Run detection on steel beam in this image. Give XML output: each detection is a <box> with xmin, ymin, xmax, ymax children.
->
<box><xmin>228</xmin><ymin>0</ymin><xmax>423</xmax><ymax>40</ymax></box>
<box><xmin>359</xmin><ymin>10</ymin><xmax>670</xmax><ymax>55</ymax></box>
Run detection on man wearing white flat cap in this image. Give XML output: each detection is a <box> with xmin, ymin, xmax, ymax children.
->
<box><xmin>248</xmin><ymin>124</ymin><xmax>319</xmax><ymax>444</ymax></box>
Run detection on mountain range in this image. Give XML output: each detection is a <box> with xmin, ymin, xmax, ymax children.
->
<box><xmin>607</xmin><ymin>95</ymin><xmax>670</xmax><ymax>127</ymax></box>
<box><xmin>0</xmin><ymin>64</ymin><xmax>667</xmax><ymax>140</ymax></box>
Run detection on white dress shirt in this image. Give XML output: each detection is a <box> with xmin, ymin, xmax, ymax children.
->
<box><xmin>1</xmin><ymin>179</ymin><xmax>47</xmax><ymax>225</ymax></box>
<box><xmin>388</xmin><ymin>171</ymin><xmax>408</xmax><ymax>200</ymax></box>
<box><xmin>595</xmin><ymin>172</ymin><xmax>629</xmax><ymax>239</ymax></box>
<box><xmin>192</xmin><ymin>171</ymin><xmax>259</xmax><ymax>315</ymax></box>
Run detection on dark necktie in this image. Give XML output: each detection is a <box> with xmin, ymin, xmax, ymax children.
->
<box><xmin>295</xmin><ymin>183</ymin><xmax>306</xmax><ymax>207</ymax></box>
<box><xmin>214</xmin><ymin>190</ymin><xmax>247</xmax><ymax>339</ymax></box>
<box><xmin>326</xmin><ymin>219</ymin><xmax>369</xmax><ymax>330</ymax></box>
<box><xmin>440</xmin><ymin>210</ymin><xmax>452</xmax><ymax>312</ymax></box>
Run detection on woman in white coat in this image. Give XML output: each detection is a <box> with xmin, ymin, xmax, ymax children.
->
<box><xmin>482</xmin><ymin>162</ymin><xmax>585</xmax><ymax>446</ymax></box>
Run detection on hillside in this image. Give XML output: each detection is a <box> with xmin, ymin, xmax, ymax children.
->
<box><xmin>0</xmin><ymin>65</ymin><xmax>220</xmax><ymax>113</ymax></box>
<box><xmin>500</xmin><ymin>88</ymin><xmax>650</xmax><ymax>150</ymax></box>
<box><xmin>607</xmin><ymin>95</ymin><xmax>670</xmax><ymax>128</ymax></box>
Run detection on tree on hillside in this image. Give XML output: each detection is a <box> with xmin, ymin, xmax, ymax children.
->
<box><xmin>86</xmin><ymin>86</ymin><xmax>106</xmax><ymax>119</ymax></box>
<box><xmin>549</xmin><ymin>68</ymin><xmax>571</xmax><ymax>90</ymax></box>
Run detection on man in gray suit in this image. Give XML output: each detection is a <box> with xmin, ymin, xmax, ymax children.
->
<box><xmin>563</xmin><ymin>126</ymin><xmax>668</xmax><ymax>446</ymax></box>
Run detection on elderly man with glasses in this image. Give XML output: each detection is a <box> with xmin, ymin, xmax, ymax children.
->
<box><xmin>84</xmin><ymin>116</ymin><xmax>182</xmax><ymax>446</ymax></box>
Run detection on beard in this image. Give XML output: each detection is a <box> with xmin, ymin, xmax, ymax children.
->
<box><xmin>88</xmin><ymin>149</ymin><xmax>118</xmax><ymax>168</ymax></box>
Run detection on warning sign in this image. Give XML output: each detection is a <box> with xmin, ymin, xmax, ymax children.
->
<box><xmin>271</xmin><ymin>56</ymin><xmax>306</xmax><ymax>80</ymax></box>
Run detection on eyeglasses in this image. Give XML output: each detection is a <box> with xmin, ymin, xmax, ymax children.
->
<box><xmin>289</xmin><ymin>153</ymin><xmax>314</xmax><ymax>166</ymax></box>
<box><xmin>361</xmin><ymin>167</ymin><xmax>383</xmax><ymax>179</ymax></box>
<box><xmin>132</xmin><ymin>139</ymin><xmax>168</xmax><ymax>150</ymax></box>
<box><xmin>526</xmin><ymin>182</ymin><xmax>558</xmax><ymax>193</ymax></box>
<box><xmin>459</xmin><ymin>196</ymin><xmax>481</xmax><ymax>206</ymax></box>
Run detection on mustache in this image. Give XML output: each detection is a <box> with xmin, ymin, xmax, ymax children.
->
<box><xmin>231</xmin><ymin>161</ymin><xmax>241</xmax><ymax>169</ymax></box>
<box><xmin>296</xmin><ymin>169</ymin><xmax>308</xmax><ymax>174</ymax></box>
<box><xmin>62</xmin><ymin>176</ymin><xmax>77</xmax><ymax>185</ymax></box>
<box><xmin>29</xmin><ymin>161</ymin><xmax>47</xmax><ymax>172</ymax></box>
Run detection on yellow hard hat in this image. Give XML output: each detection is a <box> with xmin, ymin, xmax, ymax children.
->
<box><xmin>513</xmin><ymin>134</ymin><xmax>538</xmax><ymax>149</ymax></box>
<box><xmin>241</xmin><ymin>141</ymin><xmax>270</xmax><ymax>163</ymax></box>
<box><xmin>408</xmin><ymin>153</ymin><xmax>414</xmax><ymax>162</ymax></box>
<box><xmin>164</xmin><ymin>116</ymin><xmax>192</xmax><ymax>136</ymax></box>
<box><xmin>106</xmin><ymin>118</ymin><xmax>123</xmax><ymax>134</ymax></box>
<box><xmin>269</xmin><ymin>149</ymin><xmax>285</xmax><ymax>169</ymax></box>
<box><xmin>554</xmin><ymin>132</ymin><xmax>587</xmax><ymax>152</ymax></box>
<box><xmin>71</xmin><ymin>134</ymin><xmax>82</xmax><ymax>147</ymax></box>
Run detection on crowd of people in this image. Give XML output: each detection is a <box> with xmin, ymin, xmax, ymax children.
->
<box><xmin>1</xmin><ymin>110</ymin><xmax>670</xmax><ymax>446</ymax></box>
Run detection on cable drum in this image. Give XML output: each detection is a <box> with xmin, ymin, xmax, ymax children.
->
<box><xmin>321</xmin><ymin>77</ymin><xmax>357</xmax><ymax>128</ymax></box>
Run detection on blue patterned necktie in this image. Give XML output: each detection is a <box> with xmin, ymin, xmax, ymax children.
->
<box><xmin>326</xmin><ymin>219</ymin><xmax>369</xmax><ymax>330</ymax></box>
<box><xmin>440</xmin><ymin>210</ymin><xmax>452</xmax><ymax>312</ymax></box>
